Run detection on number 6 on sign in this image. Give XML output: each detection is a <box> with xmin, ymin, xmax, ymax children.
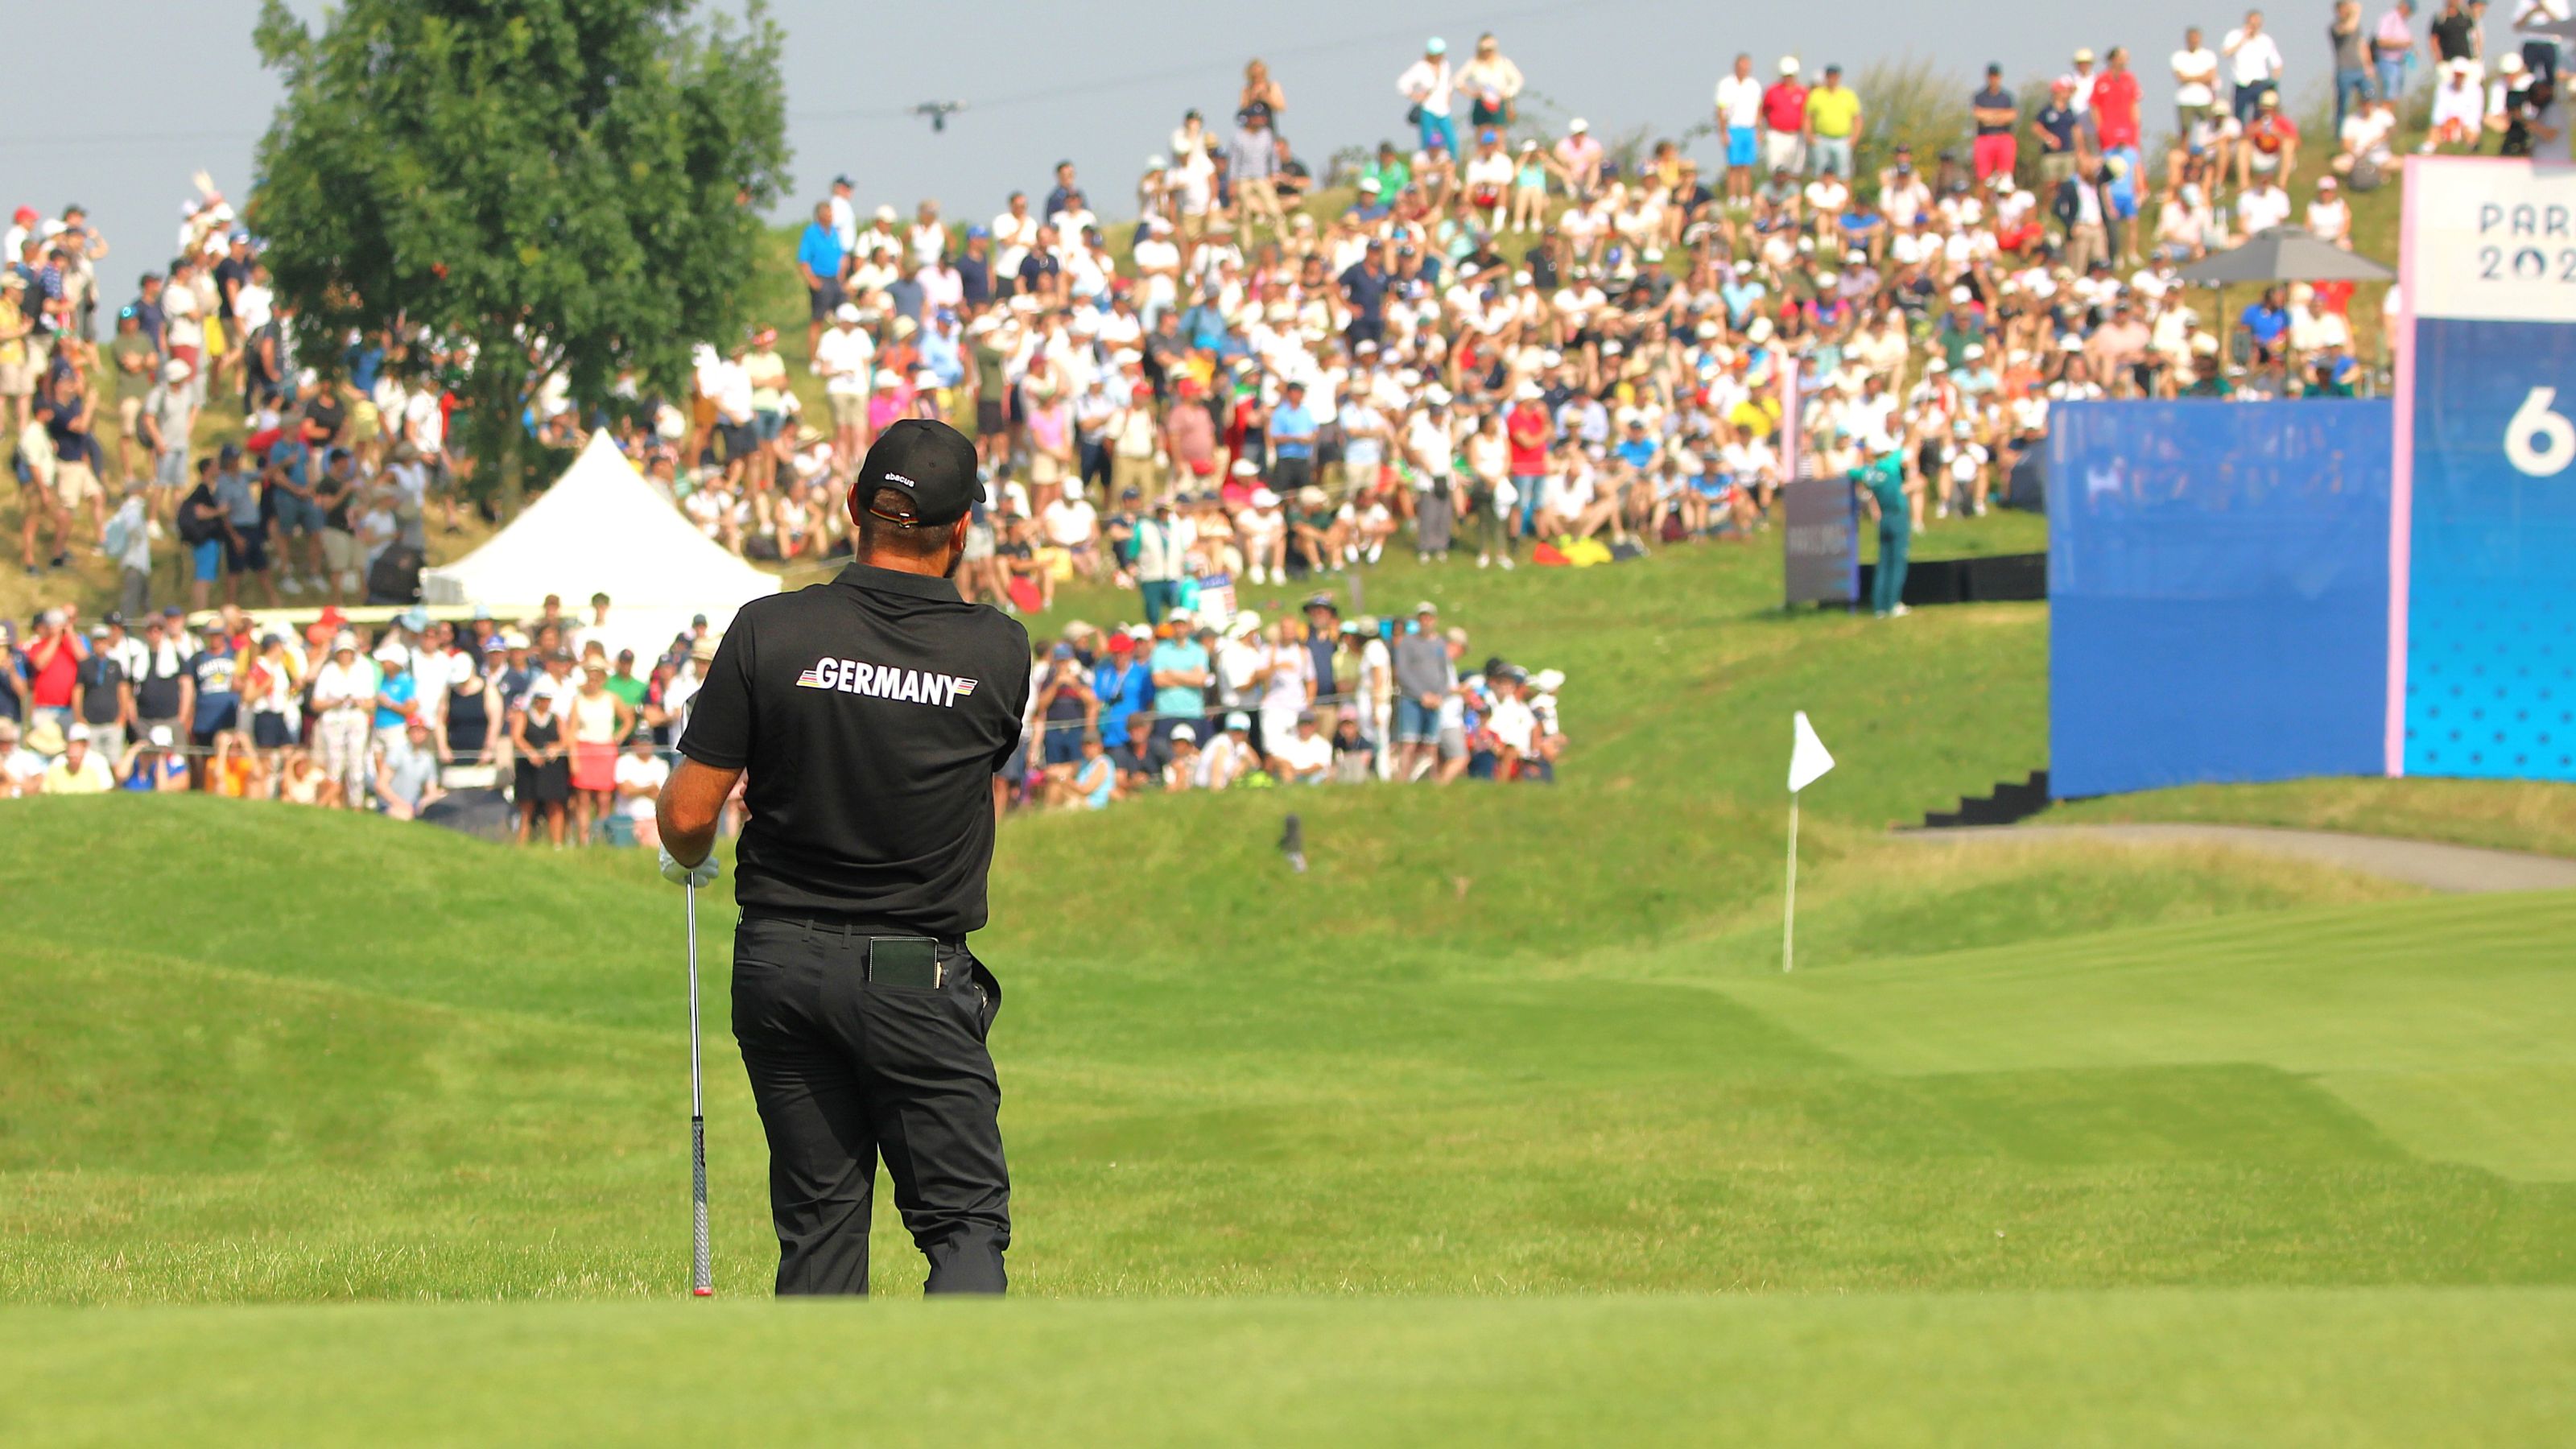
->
<box><xmin>2504</xmin><ymin>387</ymin><xmax>2576</xmax><ymax>477</ymax></box>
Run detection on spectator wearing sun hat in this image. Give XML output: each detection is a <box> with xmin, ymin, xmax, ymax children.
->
<box><xmin>1397</xmin><ymin>36</ymin><xmax>1459</xmax><ymax>156</ymax></box>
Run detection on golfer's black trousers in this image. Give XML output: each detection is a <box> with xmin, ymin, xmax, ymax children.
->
<box><xmin>729</xmin><ymin>915</ymin><xmax>1009</xmax><ymax>1296</ymax></box>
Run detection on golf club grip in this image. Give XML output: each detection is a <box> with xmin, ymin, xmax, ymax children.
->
<box><xmin>691</xmin><ymin>1114</ymin><xmax>711</xmax><ymax>1294</ymax></box>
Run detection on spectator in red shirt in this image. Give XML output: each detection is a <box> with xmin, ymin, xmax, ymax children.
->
<box><xmin>1761</xmin><ymin>57</ymin><xmax>1810</xmax><ymax>176</ymax></box>
<box><xmin>1505</xmin><ymin>383</ymin><xmax>1552</xmax><ymax>542</ymax></box>
<box><xmin>1970</xmin><ymin>65</ymin><xmax>2020</xmax><ymax>182</ymax></box>
<box><xmin>2091</xmin><ymin>46</ymin><xmax>2145</xmax><ymax>172</ymax></box>
<box><xmin>23</xmin><ymin>608</ymin><xmax>87</xmax><ymax>734</ymax></box>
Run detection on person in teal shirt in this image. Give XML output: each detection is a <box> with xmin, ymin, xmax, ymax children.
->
<box><xmin>1148</xmin><ymin>625</ymin><xmax>1211</xmax><ymax>745</ymax></box>
<box><xmin>373</xmin><ymin>650</ymin><xmax>419</xmax><ymax>731</ymax></box>
<box><xmin>1848</xmin><ymin>451</ymin><xmax>1914</xmax><ymax>618</ymax></box>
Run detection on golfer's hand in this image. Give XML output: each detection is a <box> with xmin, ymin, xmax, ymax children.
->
<box><xmin>659</xmin><ymin>846</ymin><xmax>720</xmax><ymax>889</ymax></box>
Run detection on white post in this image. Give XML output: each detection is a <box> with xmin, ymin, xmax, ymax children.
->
<box><xmin>1783</xmin><ymin>791</ymin><xmax>1801</xmax><ymax>973</ymax></box>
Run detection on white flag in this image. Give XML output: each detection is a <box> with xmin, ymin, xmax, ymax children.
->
<box><xmin>1788</xmin><ymin>711</ymin><xmax>1836</xmax><ymax>794</ymax></box>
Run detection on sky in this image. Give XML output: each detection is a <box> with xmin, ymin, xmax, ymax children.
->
<box><xmin>2</xmin><ymin>0</ymin><xmax>2495</xmax><ymax>285</ymax></box>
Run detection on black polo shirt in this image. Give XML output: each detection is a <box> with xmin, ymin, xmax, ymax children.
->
<box><xmin>678</xmin><ymin>562</ymin><xmax>1032</xmax><ymax>937</ymax></box>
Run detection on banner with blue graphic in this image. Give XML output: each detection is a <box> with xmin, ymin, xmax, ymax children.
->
<box><xmin>2401</xmin><ymin>320</ymin><xmax>2576</xmax><ymax>778</ymax></box>
<box><xmin>2050</xmin><ymin>402</ymin><xmax>2392</xmax><ymax>799</ymax></box>
<box><xmin>2396</xmin><ymin>158</ymin><xmax>2576</xmax><ymax>782</ymax></box>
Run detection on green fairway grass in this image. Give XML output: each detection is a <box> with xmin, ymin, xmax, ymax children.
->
<box><xmin>7</xmin><ymin>533</ymin><xmax>2574</xmax><ymax>1442</ymax></box>
<box><xmin>7</xmin><ymin>1290</ymin><xmax>2574</xmax><ymax>1447</ymax></box>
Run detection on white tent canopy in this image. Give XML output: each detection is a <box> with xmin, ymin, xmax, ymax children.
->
<box><xmin>423</xmin><ymin>431</ymin><xmax>778</xmax><ymax>657</ymax></box>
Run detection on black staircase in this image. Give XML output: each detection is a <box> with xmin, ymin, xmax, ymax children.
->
<box><xmin>1921</xmin><ymin>770</ymin><xmax>2053</xmax><ymax>828</ymax></box>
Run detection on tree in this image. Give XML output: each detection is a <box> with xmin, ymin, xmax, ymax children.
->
<box><xmin>249</xmin><ymin>0</ymin><xmax>790</xmax><ymax>512</ymax></box>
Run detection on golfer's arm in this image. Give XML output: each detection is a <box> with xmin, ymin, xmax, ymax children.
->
<box><xmin>658</xmin><ymin>756</ymin><xmax>741</xmax><ymax>869</ymax></box>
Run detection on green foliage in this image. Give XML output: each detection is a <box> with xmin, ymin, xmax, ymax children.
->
<box><xmin>246</xmin><ymin>0</ymin><xmax>790</xmax><ymax>507</ymax></box>
<box><xmin>1852</xmin><ymin>56</ymin><xmax>1973</xmax><ymax>196</ymax></box>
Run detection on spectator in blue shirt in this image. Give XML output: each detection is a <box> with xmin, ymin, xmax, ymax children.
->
<box><xmin>1347</xmin><ymin>178</ymin><xmax>1393</xmax><ymax>225</ymax></box>
<box><xmin>1043</xmin><ymin>161</ymin><xmax>1083</xmax><ymax>225</ymax></box>
<box><xmin>372</xmin><ymin>650</ymin><xmax>419</xmax><ymax>738</ymax></box>
<box><xmin>2240</xmin><ymin>287</ymin><xmax>2290</xmax><ymax>361</ymax></box>
<box><xmin>1613</xmin><ymin>416</ymin><xmax>1659</xmax><ymax>471</ymax></box>
<box><xmin>1269</xmin><ymin>381</ymin><xmax>1319</xmax><ymax>493</ymax></box>
<box><xmin>1092</xmin><ymin>634</ymin><xmax>1154</xmax><ymax>749</ymax></box>
<box><xmin>1339</xmin><ymin>242</ymin><xmax>1389</xmax><ymax>348</ymax></box>
<box><xmin>795</xmin><ymin>202</ymin><xmax>846</xmax><ymax>357</ymax></box>
<box><xmin>919</xmin><ymin>312</ymin><xmax>965</xmax><ymax>389</ymax></box>
<box><xmin>956</xmin><ymin>228</ymin><xmax>993</xmax><ymax>308</ymax></box>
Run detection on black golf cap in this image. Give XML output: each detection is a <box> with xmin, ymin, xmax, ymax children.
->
<box><xmin>858</xmin><ymin>418</ymin><xmax>979</xmax><ymax>526</ymax></box>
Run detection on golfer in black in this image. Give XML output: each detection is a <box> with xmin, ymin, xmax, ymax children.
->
<box><xmin>657</xmin><ymin>419</ymin><xmax>1032</xmax><ymax>1296</ymax></box>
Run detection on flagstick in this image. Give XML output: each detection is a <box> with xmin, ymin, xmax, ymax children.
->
<box><xmin>1783</xmin><ymin>790</ymin><xmax>1800</xmax><ymax>973</ymax></box>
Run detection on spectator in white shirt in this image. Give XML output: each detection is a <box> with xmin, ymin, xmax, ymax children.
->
<box><xmin>1265</xmin><ymin>710</ymin><xmax>1333</xmax><ymax>784</ymax></box>
<box><xmin>811</xmin><ymin>304</ymin><xmax>874</xmax><ymax>470</ymax></box>
<box><xmin>614</xmin><ymin>734</ymin><xmax>670</xmax><ymax>848</ymax></box>
<box><xmin>2428</xmin><ymin>58</ymin><xmax>2491</xmax><ymax>151</ymax></box>
<box><xmin>2237</xmin><ymin>175</ymin><xmax>2294</xmax><ymax>235</ymax></box>
<box><xmin>2174</xmin><ymin>27</ymin><xmax>2224</xmax><ymax>134</ymax></box>
<box><xmin>1396</xmin><ymin>38</ymin><xmax>1459</xmax><ymax>158</ymax></box>
<box><xmin>2222</xmin><ymin>10</ymin><xmax>2288</xmax><ymax>122</ymax></box>
<box><xmin>2305</xmin><ymin>176</ymin><xmax>2353</xmax><ymax>245</ymax></box>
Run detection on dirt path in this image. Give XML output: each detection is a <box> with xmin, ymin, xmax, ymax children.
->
<box><xmin>1897</xmin><ymin>823</ymin><xmax>2576</xmax><ymax>894</ymax></box>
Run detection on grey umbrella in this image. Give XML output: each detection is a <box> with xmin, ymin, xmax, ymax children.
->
<box><xmin>2177</xmin><ymin>227</ymin><xmax>2395</xmax><ymax>386</ymax></box>
<box><xmin>2178</xmin><ymin>226</ymin><xmax>2394</xmax><ymax>286</ymax></box>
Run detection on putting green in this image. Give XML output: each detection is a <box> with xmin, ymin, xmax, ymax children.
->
<box><xmin>6</xmin><ymin>1290</ymin><xmax>2572</xmax><ymax>1447</ymax></box>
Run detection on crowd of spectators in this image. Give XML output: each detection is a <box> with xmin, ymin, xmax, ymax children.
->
<box><xmin>6</xmin><ymin>10</ymin><xmax>2569</xmax><ymax>815</ymax></box>
<box><xmin>654</xmin><ymin>10</ymin><xmax>2554</xmax><ymax>606</ymax></box>
<box><xmin>0</xmin><ymin>592</ymin><xmax>714</xmax><ymax>844</ymax></box>
<box><xmin>1012</xmin><ymin>593</ymin><xmax>1564</xmax><ymax>811</ymax></box>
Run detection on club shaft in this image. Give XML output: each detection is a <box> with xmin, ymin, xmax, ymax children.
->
<box><xmin>687</xmin><ymin>882</ymin><xmax>712</xmax><ymax>1294</ymax></box>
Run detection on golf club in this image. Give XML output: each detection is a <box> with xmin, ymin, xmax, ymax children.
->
<box><xmin>687</xmin><ymin>881</ymin><xmax>712</xmax><ymax>1297</ymax></box>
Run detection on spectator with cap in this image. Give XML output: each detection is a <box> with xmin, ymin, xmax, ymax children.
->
<box><xmin>1762</xmin><ymin>56</ymin><xmax>1810</xmax><ymax>175</ymax></box>
<box><xmin>40</xmin><ymin>723</ymin><xmax>115</xmax><ymax>795</ymax></box>
<box><xmin>373</xmin><ymin>716</ymin><xmax>446</xmax><ymax>820</ymax></box>
<box><xmin>114</xmin><ymin>724</ymin><xmax>188</xmax><ymax>793</ymax></box>
<box><xmin>1969</xmin><ymin>65</ymin><xmax>2021</xmax><ymax>182</ymax></box>
<box><xmin>1147</xmin><ymin>609</ymin><xmax>1212</xmax><ymax>747</ymax></box>
<box><xmin>1803</xmin><ymin>63</ymin><xmax>1865</xmax><ymax>177</ymax></box>
<box><xmin>1092</xmin><ymin>628</ymin><xmax>1155</xmax><ymax>756</ymax></box>
<box><xmin>368</xmin><ymin>642</ymin><xmax>419</xmax><ymax>759</ymax></box>
<box><xmin>1397</xmin><ymin>36</ymin><xmax>1458</xmax><ymax>158</ymax></box>
<box><xmin>1267</xmin><ymin>708</ymin><xmax>1333</xmax><ymax>784</ymax></box>
<box><xmin>1231</xmin><ymin>103</ymin><xmax>1291</xmax><ymax>238</ymax></box>
<box><xmin>180</xmin><ymin>622</ymin><xmax>242</xmax><ymax>789</ymax></box>
<box><xmin>72</xmin><ymin>617</ymin><xmax>134</xmax><ymax>763</ymax></box>
<box><xmin>305</xmin><ymin>630</ymin><xmax>374</xmax><ymax>804</ymax></box>
<box><xmin>510</xmin><ymin>678</ymin><xmax>572</xmax><ymax>848</ymax></box>
<box><xmin>1389</xmin><ymin>601</ymin><xmax>1451</xmax><ymax>782</ymax></box>
<box><xmin>20</xmin><ymin>606</ymin><xmax>85</xmax><ymax>738</ymax></box>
